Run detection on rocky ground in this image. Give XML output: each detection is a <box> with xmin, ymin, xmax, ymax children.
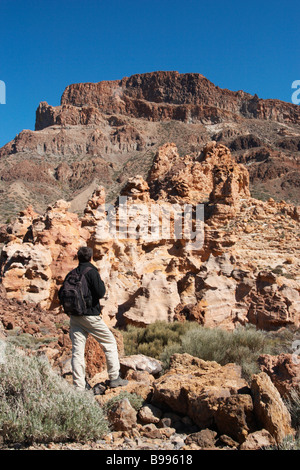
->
<box><xmin>1</xmin><ymin>339</ymin><xmax>298</xmax><ymax>451</ymax></box>
<box><xmin>0</xmin><ymin>264</ymin><xmax>299</xmax><ymax>453</ymax></box>
<box><xmin>0</xmin><ymin>266</ymin><xmax>299</xmax><ymax>451</ymax></box>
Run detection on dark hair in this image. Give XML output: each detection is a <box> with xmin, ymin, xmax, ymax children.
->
<box><xmin>77</xmin><ymin>246</ymin><xmax>93</xmax><ymax>263</ymax></box>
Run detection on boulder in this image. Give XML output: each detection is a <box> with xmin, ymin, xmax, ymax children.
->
<box><xmin>250</xmin><ymin>372</ymin><xmax>294</xmax><ymax>443</ymax></box>
<box><xmin>151</xmin><ymin>354</ymin><xmax>296</xmax><ymax>445</ymax></box>
<box><xmin>184</xmin><ymin>429</ymin><xmax>218</xmax><ymax>449</ymax></box>
<box><xmin>138</xmin><ymin>404</ymin><xmax>162</xmax><ymax>424</ymax></box>
<box><xmin>107</xmin><ymin>398</ymin><xmax>138</xmax><ymax>431</ymax></box>
<box><xmin>239</xmin><ymin>429</ymin><xmax>276</xmax><ymax>450</ymax></box>
<box><xmin>139</xmin><ymin>423</ymin><xmax>176</xmax><ymax>439</ymax></box>
<box><xmin>214</xmin><ymin>394</ymin><xmax>256</xmax><ymax>443</ymax></box>
<box><xmin>120</xmin><ymin>354</ymin><xmax>163</xmax><ymax>377</ymax></box>
<box><xmin>152</xmin><ymin>353</ymin><xmax>248</xmax><ymax>430</ymax></box>
<box><xmin>258</xmin><ymin>353</ymin><xmax>300</xmax><ymax>398</ymax></box>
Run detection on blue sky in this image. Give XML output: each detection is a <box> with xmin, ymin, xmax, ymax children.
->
<box><xmin>0</xmin><ymin>0</ymin><xmax>299</xmax><ymax>148</ymax></box>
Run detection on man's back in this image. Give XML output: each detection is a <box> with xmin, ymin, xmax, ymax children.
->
<box><xmin>77</xmin><ymin>261</ymin><xmax>106</xmax><ymax>315</ymax></box>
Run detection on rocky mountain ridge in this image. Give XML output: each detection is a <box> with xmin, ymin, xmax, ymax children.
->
<box><xmin>0</xmin><ymin>71</ymin><xmax>299</xmax><ymax>223</ymax></box>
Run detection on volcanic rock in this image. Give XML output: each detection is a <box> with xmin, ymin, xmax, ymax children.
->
<box><xmin>107</xmin><ymin>398</ymin><xmax>138</xmax><ymax>432</ymax></box>
<box><xmin>151</xmin><ymin>353</ymin><xmax>294</xmax><ymax>444</ymax></box>
<box><xmin>120</xmin><ymin>354</ymin><xmax>163</xmax><ymax>376</ymax></box>
<box><xmin>258</xmin><ymin>353</ymin><xmax>300</xmax><ymax>398</ymax></box>
<box><xmin>0</xmin><ymin>71</ymin><xmax>300</xmax><ymax>225</ymax></box>
<box><xmin>138</xmin><ymin>404</ymin><xmax>162</xmax><ymax>425</ymax></box>
<box><xmin>250</xmin><ymin>372</ymin><xmax>294</xmax><ymax>443</ymax></box>
<box><xmin>239</xmin><ymin>429</ymin><xmax>276</xmax><ymax>450</ymax></box>
<box><xmin>151</xmin><ymin>353</ymin><xmax>249</xmax><ymax>430</ymax></box>
<box><xmin>0</xmin><ymin>138</ymin><xmax>299</xmax><ymax>331</ymax></box>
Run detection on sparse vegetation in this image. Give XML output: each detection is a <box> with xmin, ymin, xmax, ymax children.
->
<box><xmin>271</xmin><ymin>434</ymin><xmax>300</xmax><ymax>450</ymax></box>
<box><xmin>0</xmin><ymin>344</ymin><xmax>109</xmax><ymax>446</ymax></box>
<box><xmin>122</xmin><ymin>320</ymin><xmax>195</xmax><ymax>359</ymax></box>
<box><xmin>285</xmin><ymin>389</ymin><xmax>300</xmax><ymax>431</ymax></box>
<box><xmin>268</xmin><ymin>389</ymin><xmax>300</xmax><ymax>451</ymax></box>
<box><xmin>1</xmin><ymin>323</ymin><xmax>299</xmax><ymax>448</ymax></box>
<box><xmin>103</xmin><ymin>391</ymin><xmax>144</xmax><ymax>413</ymax></box>
<box><xmin>122</xmin><ymin>321</ymin><xmax>296</xmax><ymax>381</ymax></box>
<box><xmin>161</xmin><ymin>323</ymin><xmax>277</xmax><ymax>380</ymax></box>
<box><xmin>5</xmin><ymin>332</ymin><xmax>57</xmax><ymax>350</ymax></box>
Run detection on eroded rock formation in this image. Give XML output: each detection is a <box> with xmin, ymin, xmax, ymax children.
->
<box><xmin>0</xmin><ymin>71</ymin><xmax>299</xmax><ymax>224</ymax></box>
<box><xmin>0</xmin><ymin>142</ymin><xmax>299</xmax><ymax>332</ymax></box>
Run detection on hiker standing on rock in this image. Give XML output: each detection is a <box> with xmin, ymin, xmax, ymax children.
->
<box><xmin>59</xmin><ymin>246</ymin><xmax>128</xmax><ymax>390</ymax></box>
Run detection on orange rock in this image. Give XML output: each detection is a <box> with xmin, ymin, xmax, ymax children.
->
<box><xmin>251</xmin><ymin>372</ymin><xmax>294</xmax><ymax>443</ymax></box>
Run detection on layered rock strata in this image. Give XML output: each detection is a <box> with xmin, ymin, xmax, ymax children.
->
<box><xmin>0</xmin><ymin>142</ymin><xmax>299</xmax><ymax>332</ymax></box>
<box><xmin>0</xmin><ymin>71</ymin><xmax>299</xmax><ymax>224</ymax></box>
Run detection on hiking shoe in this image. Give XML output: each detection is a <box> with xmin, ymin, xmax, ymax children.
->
<box><xmin>92</xmin><ymin>383</ymin><xmax>106</xmax><ymax>396</ymax></box>
<box><xmin>109</xmin><ymin>376</ymin><xmax>129</xmax><ymax>388</ymax></box>
<box><xmin>85</xmin><ymin>380</ymin><xmax>92</xmax><ymax>391</ymax></box>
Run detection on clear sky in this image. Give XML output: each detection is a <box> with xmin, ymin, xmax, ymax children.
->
<box><xmin>0</xmin><ymin>0</ymin><xmax>299</xmax><ymax>148</ymax></box>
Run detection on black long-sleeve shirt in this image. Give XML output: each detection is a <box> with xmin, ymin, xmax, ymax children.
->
<box><xmin>77</xmin><ymin>261</ymin><xmax>106</xmax><ymax>315</ymax></box>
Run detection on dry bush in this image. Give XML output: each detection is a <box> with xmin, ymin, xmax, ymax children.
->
<box><xmin>0</xmin><ymin>344</ymin><xmax>109</xmax><ymax>445</ymax></box>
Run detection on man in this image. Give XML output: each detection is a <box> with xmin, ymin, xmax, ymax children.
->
<box><xmin>59</xmin><ymin>246</ymin><xmax>128</xmax><ymax>390</ymax></box>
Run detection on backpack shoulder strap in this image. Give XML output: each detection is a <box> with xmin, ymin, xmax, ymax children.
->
<box><xmin>81</xmin><ymin>266</ymin><xmax>93</xmax><ymax>277</ymax></box>
<box><xmin>65</xmin><ymin>267</ymin><xmax>77</xmax><ymax>279</ymax></box>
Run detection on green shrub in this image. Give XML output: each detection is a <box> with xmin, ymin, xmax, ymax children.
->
<box><xmin>103</xmin><ymin>391</ymin><xmax>144</xmax><ymax>413</ymax></box>
<box><xmin>269</xmin><ymin>434</ymin><xmax>300</xmax><ymax>450</ymax></box>
<box><xmin>285</xmin><ymin>388</ymin><xmax>300</xmax><ymax>430</ymax></box>
<box><xmin>6</xmin><ymin>332</ymin><xmax>57</xmax><ymax>350</ymax></box>
<box><xmin>122</xmin><ymin>321</ymin><xmax>193</xmax><ymax>359</ymax></box>
<box><xmin>123</xmin><ymin>320</ymin><xmax>299</xmax><ymax>383</ymax></box>
<box><xmin>0</xmin><ymin>344</ymin><xmax>109</xmax><ymax>445</ymax></box>
<box><xmin>123</xmin><ymin>321</ymin><xmax>285</xmax><ymax>381</ymax></box>
<box><xmin>161</xmin><ymin>324</ymin><xmax>276</xmax><ymax>381</ymax></box>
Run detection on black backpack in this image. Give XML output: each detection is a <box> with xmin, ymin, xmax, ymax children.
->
<box><xmin>59</xmin><ymin>267</ymin><xmax>93</xmax><ymax>316</ymax></box>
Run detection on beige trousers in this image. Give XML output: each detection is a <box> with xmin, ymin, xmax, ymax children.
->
<box><xmin>69</xmin><ymin>315</ymin><xmax>120</xmax><ymax>389</ymax></box>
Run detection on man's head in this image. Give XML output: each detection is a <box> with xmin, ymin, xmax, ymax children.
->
<box><xmin>77</xmin><ymin>246</ymin><xmax>93</xmax><ymax>263</ymax></box>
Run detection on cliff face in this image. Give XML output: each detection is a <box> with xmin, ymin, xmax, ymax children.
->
<box><xmin>0</xmin><ymin>71</ymin><xmax>299</xmax><ymax>223</ymax></box>
<box><xmin>1</xmin><ymin>142</ymin><xmax>299</xmax><ymax>332</ymax></box>
<box><xmin>58</xmin><ymin>71</ymin><xmax>300</xmax><ymax>124</ymax></box>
